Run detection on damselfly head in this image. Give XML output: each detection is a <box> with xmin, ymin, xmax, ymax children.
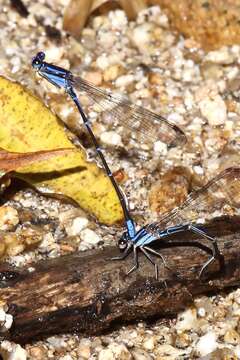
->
<box><xmin>32</xmin><ymin>52</ymin><xmax>45</xmax><ymax>70</ymax></box>
<box><xmin>118</xmin><ymin>232</ymin><xmax>129</xmax><ymax>251</ymax></box>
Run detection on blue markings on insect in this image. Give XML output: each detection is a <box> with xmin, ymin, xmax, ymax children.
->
<box><xmin>126</xmin><ymin>219</ymin><xmax>136</xmax><ymax>238</ymax></box>
<box><xmin>42</xmin><ymin>71</ymin><xmax>68</xmax><ymax>89</ymax></box>
<box><xmin>134</xmin><ymin>230</ymin><xmax>156</xmax><ymax>246</ymax></box>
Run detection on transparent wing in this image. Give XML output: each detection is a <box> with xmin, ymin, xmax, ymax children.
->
<box><xmin>146</xmin><ymin>167</ymin><xmax>240</xmax><ymax>234</ymax></box>
<box><xmin>72</xmin><ymin>76</ymin><xmax>186</xmax><ymax>147</ymax></box>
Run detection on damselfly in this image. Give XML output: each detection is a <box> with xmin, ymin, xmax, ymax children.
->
<box><xmin>113</xmin><ymin>167</ymin><xmax>240</xmax><ymax>279</ymax></box>
<box><xmin>32</xmin><ymin>51</ymin><xmax>186</xmax><ymax>251</ymax></box>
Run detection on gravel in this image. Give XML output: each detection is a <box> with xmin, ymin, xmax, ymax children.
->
<box><xmin>0</xmin><ymin>0</ymin><xmax>240</xmax><ymax>359</ymax></box>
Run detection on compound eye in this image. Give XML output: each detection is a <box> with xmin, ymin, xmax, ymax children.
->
<box><xmin>37</xmin><ymin>51</ymin><xmax>45</xmax><ymax>61</ymax></box>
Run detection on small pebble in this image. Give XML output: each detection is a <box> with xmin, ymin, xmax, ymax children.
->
<box><xmin>0</xmin><ymin>341</ymin><xmax>27</xmax><ymax>360</ymax></box>
<box><xmin>28</xmin><ymin>346</ymin><xmax>47</xmax><ymax>360</ymax></box>
<box><xmin>84</xmin><ymin>71</ymin><xmax>103</xmax><ymax>86</ymax></box>
<box><xmin>205</xmin><ymin>46</ymin><xmax>235</xmax><ymax>64</ymax></box>
<box><xmin>108</xmin><ymin>10</ymin><xmax>128</xmax><ymax>29</ymax></box>
<box><xmin>176</xmin><ymin>308</ymin><xmax>198</xmax><ymax>332</ymax></box>
<box><xmin>4</xmin><ymin>313</ymin><xmax>13</xmax><ymax>330</ymax></box>
<box><xmin>80</xmin><ymin>229</ymin><xmax>101</xmax><ymax>246</ymax></box>
<box><xmin>130</xmin><ymin>24</ymin><xmax>153</xmax><ymax>49</ymax></box>
<box><xmin>47</xmin><ymin>336</ymin><xmax>66</xmax><ymax>349</ymax></box>
<box><xmin>77</xmin><ymin>338</ymin><xmax>91</xmax><ymax>359</ymax></box>
<box><xmin>58</xmin><ymin>355</ymin><xmax>73</xmax><ymax>360</ymax></box>
<box><xmin>98</xmin><ymin>343</ymin><xmax>131</xmax><ymax>360</ymax></box>
<box><xmin>0</xmin><ymin>206</ymin><xmax>19</xmax><ymax>231</ymax></box>
<box><xmin>96</xmin><ymin>54</ymin><xmax>111</xmax><ymax>70</ymax></box>
<box><xmin>143</xmin><ymin>337</ymin><xmax>155</xmax><ymax>351</ymax></box>
<box><xmin>115</xmin><ymin>74</ymin><xmax>135</xmax><ymax>88</ymax></box>
<box><xmin>103</xmin><ymin>64</ymin><xmax>124</xmax><ymax>82</ymax></box>
<box><xmin>66</xmin><ymin>217</ymin><xmax>89</xmax><ymax>236</ymax></box>
<box><xmin>0</xmin><ymin>307</ymin><xmax>13</xmax><ymax>332</ymax></box>
<box><xmin>100</xmin><ymin>131</ymin><xmax>122</xmax><ymax>147</ymax></box>
<box><xmin>224</xmin><ymin>329</ymin><xmax>240</xmax><ymax>345</ymax></box>
<box><xmin>199</xmin><ymin>94</ymin><xmax>227</xmax><ymax>126</ymax></box>
<box><xmin>153</xmin><ymin>141</ymin><xmax>168</xmax><ymax>155</ymax></box>
<box><xmin>175</xmin><ymin>332</ymin><xmax>191</xmax><ymax>349</ymax></box>
<box><xmin>196</xmin><ymin>332</ymin><xmax>218</xmax><ymax>357</ymax></box>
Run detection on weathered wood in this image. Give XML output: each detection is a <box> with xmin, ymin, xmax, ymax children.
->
<box><xmin>1</xmin><ymin>216</ymin><xmax>240</xmax><ymax>344</ymax></box>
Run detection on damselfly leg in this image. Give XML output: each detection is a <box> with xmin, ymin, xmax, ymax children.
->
<box><xmin>126</xmin><ymin>246</ymin><xmax>139</xmax><ymax>276</ymax></box>
<box><xmin>189</xmin><ymin>224</ymin><xmax>224</xmax><ymax>278</ymax></box>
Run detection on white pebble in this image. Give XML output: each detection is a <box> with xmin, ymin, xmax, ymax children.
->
<box><xmin>184</xmin><ymin>89</ymin><xmax>195</xmax><ymax>110</ymax></box>
<box><xmin>80</xmin><ymin>229</ymin><xmax>100</xmax><ymax>245</ymax></box>
<box><xmin>47</xmin><ymin>336</ymin><xmax>66</xmax><ymax>349</ymax></box>
<box><xmin>109</xmin><ymin>10</ymin><xmax>127</xmax><ymax>29</ymax></box>
<box><xmin>98</xmin><ymin>348</ymin><xmax>114</xmax><ymax>360</ymax></box>
<box><xmin>58</xmin><ymin>356</ymin><xmax>73</xmax><ymax>360</ymax></box>
<box><xmin>96</xmin><ymin>54</ymin><xmax>110</xmax><ymax>70</ymax></box>
<box><xmin>196</xmin><ymin>332</ymin><xmax>218</xmax><ymax>356</ymax></box>
<box><xmin>193</xmin><ymin>165</ymin><xmax>204</xmax><ymax>175</ymax></box>
<box><xmin>98</xmin><ymin>343</ymin><xmax>131</xmax><ymax>360</ymax></box>
<box><xmin>44</xmin><ymin>47</ymin><xmax>64</xmax><ymax>63</ymax></box>
<box><xmin>131</xmin><ymin>24</ymin><xmax>152</xmax><ymax>47</ymax></box>
<box><xmin>100</xmin><ymin>131</ymin><xmax>122</xmax><ymax>147</ymax></box>
<box><xmin>4</xmin><ymin>313</ymin><xmax>13</xmax><ymax>330</ymax></box>
<box><xmin>66</xmin><ymin>217</ymin><xmax>89</xmax><ymax>236</ymax></box>
<box><xmin>11</xmin><ymin>346</ymin><xmax>27</xmax><ymax>360</ymax></box>
<box><xmin>197</xmin><ymin>307</ymin><xmax>206</xmax><ymax>317</ymax></box>
<box><xmin>77</xmin><ymin>338</ymin><xmax>91</xmax><ymax>359</ymax></box>
<box><xmin>234</xmin><ymin>345</ymin><xmax>240</xmax><ymax>358</ymax></box>
<box><xmin>199</xmin><ymin>95</ymin><xmax>227</xmax><ymax>126</ymax></box>
<box><xmin>0</xmin><ymin>308</ymin><xmax>13</xmax><ymax>331</ymax></box>
<box><xmin>0</xmin><ymin>206</ymin><xmax>19</xmax><ymax>231</ymax></box>
<box><xmin>0</xmin><ymin>309</ymin><xmax>6</xmax><ymax>322</ymax></box>
<box><xmin>153</xmin><ymin>141</ymin><xmax>167</xmax><ymax>155</ymax></box>
<box><xmin>176</xmin><ymin>308</ymin><xmax>198</xmax><ymax>331</ymax></box>
<box><xmin>143</xmin><ymin>337</ymin><xmax>155</xmax><ymax>350</ymax></box>
<box><xmin>205</xmin><ymin>46</ymin><xmax>235</xmax><ymax>64</ymax></box>
<box><xmin>115</xmin><ymin>74</ymin><xmax>134</xmax><ymax>88</ymax></box>
<box><xmin>0</xmin><ymin>342</ymin><xmax>27</xmax><ymax>360</ymax></box>
<box><xmin>167</xmin><ymin>112</ymin><xmax>184</xmax><ymax>125</ymax></box>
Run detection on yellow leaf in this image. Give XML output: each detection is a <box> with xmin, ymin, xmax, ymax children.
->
<box><xmin>0</xmin><ymin>76</ymin><xmax>123</xmax><ymax>225</ymax></box>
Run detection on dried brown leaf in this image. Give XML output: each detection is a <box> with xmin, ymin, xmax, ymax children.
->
<box><xmin>63</xmin><ymin>0</ymin><xmax>148</xmax><ymax>37</ymax></box>
<box><xmin>118</xmin><ymin>0</ymin><xmax>147</xmax><ymax>19</ymax></box>
<box><xmin>0</xmin><ymin>148</ymin><xmax>74</xmax><ymax>173</ymax></box>
<box><xmin>63</xmin><ymin>0</ymin><xmax>94</xmax><ymax>38</ymax></box>
<box><xmin>91</xmin><ymin>0</ymin><xmax>109</xmax><ymax>12</ymax></box>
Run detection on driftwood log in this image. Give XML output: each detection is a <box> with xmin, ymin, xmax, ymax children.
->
<box><xmin>1</xmin><ymin>215</ymin><xmax>240</xmax><ymax>344</ymax></box>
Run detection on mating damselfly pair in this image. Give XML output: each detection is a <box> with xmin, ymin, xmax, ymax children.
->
<box><xmin>32</xmin><ymin>52</ymin><xmax>240</xmax><ymax>280</ymax></box>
